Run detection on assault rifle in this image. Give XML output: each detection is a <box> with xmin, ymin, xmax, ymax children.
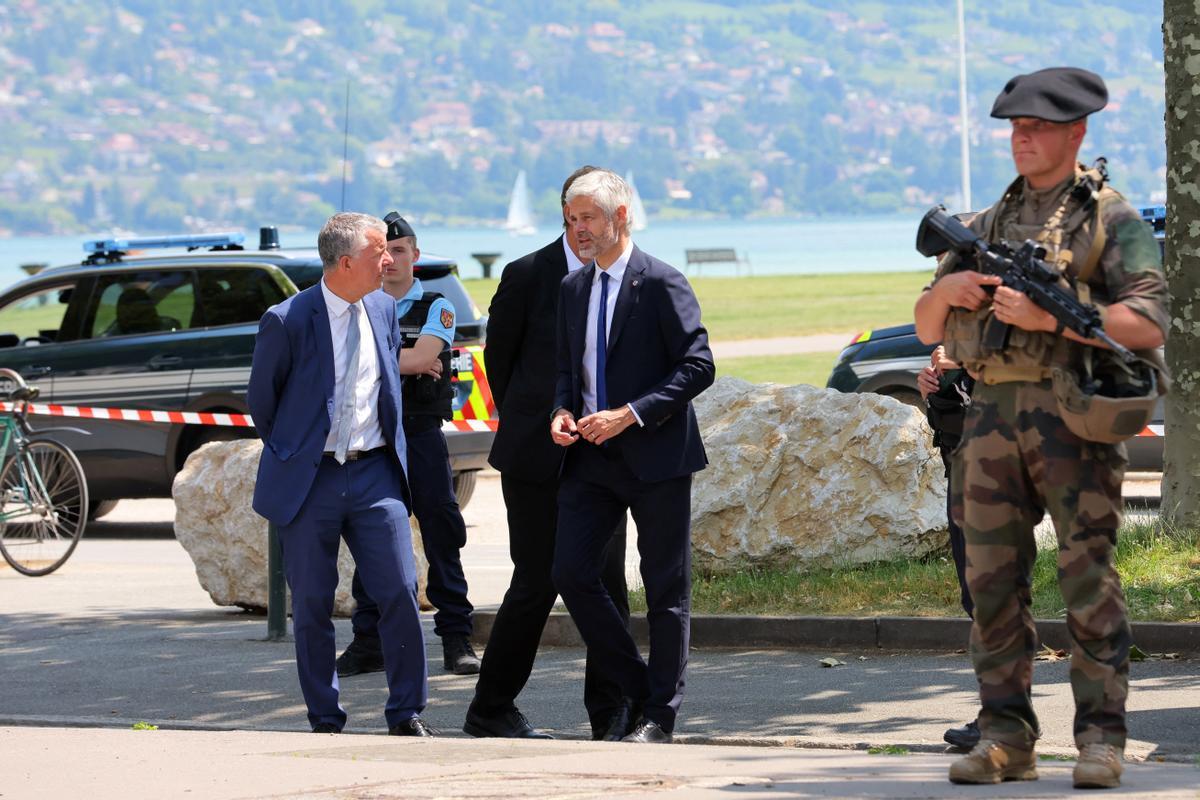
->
<box><xmin>916</xmin><ymin>206</ymin><xmax>1136</xmax><ymax>363</ymax></box>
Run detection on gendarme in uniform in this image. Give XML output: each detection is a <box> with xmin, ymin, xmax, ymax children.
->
<box><xmin>920</xmin><ymin>67</ymin><xmax>1168</xmax><ymax>788</ymax></box>
<box><xmin>340</xmin><ymin>213</ymin><xmax>479</xmax><ymax>679</ymax></box>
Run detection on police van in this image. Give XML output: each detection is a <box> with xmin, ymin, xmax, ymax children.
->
<box><xmin>0</xmin><ymin>229</ymin><xmax>496</xmax><ymax>517</ymax></box>
<box><xmin>826</xmin><ymin>206</ymin><xmax>1166</xmax><ymax>471</ymax></box>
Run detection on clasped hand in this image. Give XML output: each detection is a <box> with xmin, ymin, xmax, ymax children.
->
<box><xmin>550</xmin><ymin>407</ymin><xmax>635</xmax><ymax>447</ymax></box>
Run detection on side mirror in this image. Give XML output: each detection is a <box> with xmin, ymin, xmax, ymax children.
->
<box><xmin>0</xmin><ymin>333</ymin><xmax>18</xmax><ymax>348</ymax></box>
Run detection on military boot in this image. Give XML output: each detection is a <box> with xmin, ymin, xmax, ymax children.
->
<box><xmin>948</xmin><ymin>740</ymin><xmax>1038</xmax><ymax>784</ymax></box>
<box><xmin>335</xmin><ymin>635</ymin><xmax>384</xmax><ymax>677</ymax></box>
<box><xmin>442</xmin><ymin>634</ymin><xmax>481</xmax><ymax>675</ymax></box>
<box><xmin>1073</xmin><ymin>743</ymin><xmax>1123</xmax><ymax>789</ymax></box>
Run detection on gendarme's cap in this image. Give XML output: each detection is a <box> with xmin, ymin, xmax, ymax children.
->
<box><xmin>990</xmin><ymin>67</ymin><xmax>1108</xmax><ymax>122</ymax></box>
<box><xmin>382</xmin><ymin>211</ymin><xmax>415</xmax><ymax>241</ymax></box>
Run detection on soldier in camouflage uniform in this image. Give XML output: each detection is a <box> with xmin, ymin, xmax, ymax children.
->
<box><xmin>913</xmin><ymin>67</ymin><xmax>1168</xmax><ymax>789</ymax></box>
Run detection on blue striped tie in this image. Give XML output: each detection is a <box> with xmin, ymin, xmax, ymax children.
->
<box><xmin>333</xmin><ymin>304</ymin><xmax>361</xmax><ymax>463</ymax></box>
<box><xmin>596</xmin><ymin>271</ymin><xmax>609</xmax><ymax>412</ymax></box>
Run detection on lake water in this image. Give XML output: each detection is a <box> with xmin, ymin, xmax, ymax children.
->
<box><xmin>0</xmin><ymin>215</ymin><xmax>936</xmax><ymax>288</ymax></box>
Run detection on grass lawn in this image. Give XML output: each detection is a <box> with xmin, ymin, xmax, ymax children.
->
<box><xmin>630</xmin><ymin>519</ymin><xmax>1200</xmax><ymax>622</ymax></box>
<box><xmin>717</xmin><ymin>351</ymin><xmax>841</xmax><ymax>387</ymax></box>
<box><xmin>463</xmin><ymin>271</ymin><xmax>928</xmax><ymax>342</ymax></box>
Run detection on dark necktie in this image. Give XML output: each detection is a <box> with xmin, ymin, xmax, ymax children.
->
<box><xmin>595</xmin><ymin>271</ymin><xmax>609</xmax><ymax>412</ymax></box>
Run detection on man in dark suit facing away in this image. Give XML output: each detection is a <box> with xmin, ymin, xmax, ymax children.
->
<box><xmin>464</xmin><ymin>167</ymin><xmax>631</xmax><ymax>740</ymax></box>
<box><xmin>550</xmin><ymin>169</ymin><xmax>715</xmax><ymax>744</ymax></box>
<box><xmin>247</xmin><ymin>212</ymin><xmax>433</xmax><ymax>737</ymax></box>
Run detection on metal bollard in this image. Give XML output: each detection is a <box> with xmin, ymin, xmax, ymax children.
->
<box><xmin>266</xmin><ymin>521</ymin><xmax>289</xmax><ymax>641</ymax></box>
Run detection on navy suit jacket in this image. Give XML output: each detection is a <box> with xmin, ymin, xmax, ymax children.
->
<box><xmin>247</xmin><ymin>283</ymin><xmax>411</xmax><ymax>526</ymax></box>
<box><xmin>555</xmin><ymin>245</ymin><xmax>715</xmax><ymax>483</ymax></box>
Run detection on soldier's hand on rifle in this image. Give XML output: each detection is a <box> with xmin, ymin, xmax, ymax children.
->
<box><xmin>992</xmin><ymin>286</ymin><xmax>1056</xmax><ymax>333</ymax></box>
<box><xmin>932</xmin><ymin>271</ymin><xmax>1003</xmax><ymax>311</ymax></box>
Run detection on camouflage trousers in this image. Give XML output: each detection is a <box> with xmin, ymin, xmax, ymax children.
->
<box><xmin>958</xmin><ymin>379</ymin><xmax>1130</xmax><ymax>750</ymax></box>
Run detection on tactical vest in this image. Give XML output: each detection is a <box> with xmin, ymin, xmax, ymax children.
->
<box><xmin>398</xmin><ymin>291</ymin><xmax>455</xmax><ymax>420</ymax></box>
<box><xmin>942</xmin><ymin>162</ymin><xmax>1118</xmax><ymax>384</ymax></box>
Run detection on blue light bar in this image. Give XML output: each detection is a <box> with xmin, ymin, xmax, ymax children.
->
<box><xmin>83</xmin><ymin>232</ymin><xmax>245</xmax><ymax>254</ymax></box>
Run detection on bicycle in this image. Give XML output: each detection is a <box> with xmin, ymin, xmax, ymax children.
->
<box><xmin>0</xmin><ymin>367</ymin><xmax>89</xmax><ymax>576</ymax></box>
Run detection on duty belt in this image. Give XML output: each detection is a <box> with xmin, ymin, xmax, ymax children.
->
<box><xmin>980</xmin><ymin>364</ymin><xmax>1053</xmax><ymax>385</ymax></box>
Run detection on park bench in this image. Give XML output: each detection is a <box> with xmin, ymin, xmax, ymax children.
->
<box><xmin>684</xmin><ymin>248</ymin><xmax>751</xmax><ymax>276</ymax></box>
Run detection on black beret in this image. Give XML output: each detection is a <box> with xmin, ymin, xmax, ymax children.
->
<box><xmin>382</xmin><ymin>211</ymin><xmax>415</xmax><ymax>240</ymax></box>
<box><xmin>990</xmin><ymin>67</ymin><xmax>1108</xmax><ymax>122</ymax></box>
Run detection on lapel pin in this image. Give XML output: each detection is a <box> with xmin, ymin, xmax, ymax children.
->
<box><xmin>632</xmin><ymin>279</ymin><xmax>639</xmax><ymax>287</ymax></box>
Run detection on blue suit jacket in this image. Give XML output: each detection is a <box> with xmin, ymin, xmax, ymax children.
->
<box><xmin>554</xmin><ymin>245</ymin><xmax>715</xmax><ymax>483</ymax></box>
<box><xmin>247</xmin><ymin>284</ymin><xmax>411</xmax><ymax>526</ymax></box>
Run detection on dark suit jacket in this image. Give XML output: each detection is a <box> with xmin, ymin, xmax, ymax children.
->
<box><xmin>247</xmin><ymin>284</ymin><xmax>411</xmax><ymax>526</ymax></box>
<box><xmin>485</xmin><ymin>237</ymin><xmax>571</xmax><ymax>482</ymax></box>
<box><xmin>555</xmin><ymin>245</ymin><xmax>715</xmax><ymax>483</ymax></box>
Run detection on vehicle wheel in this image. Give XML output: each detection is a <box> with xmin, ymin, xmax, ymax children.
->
<box><xmin>0</xmin><ymin>440</ymin><xmax>88</xmax><ymax>576</ymax></box>
<box><xmin>453</xmin><ymin>470</ymin><xmax>478</xmax><ymax>509</ymax></box>
<box><xmin>881</xmin><ymin>388</ymin><xmax>922</xmax><ymax>409</ymax></box>
<box><xmin>88</xmin><ymin>499</ymin><xmax>119</xmax><ymax>520</ymax></box>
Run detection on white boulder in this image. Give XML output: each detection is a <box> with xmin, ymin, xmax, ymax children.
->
<box><xmin>691</xmin><ymin>377</ymin><xmax>947</xmax><ymax>571</ymax></box>
<box><xmin>172</xmin><ymin>440</ymin><xmax>428</xmax><ymax>615</ymax></box>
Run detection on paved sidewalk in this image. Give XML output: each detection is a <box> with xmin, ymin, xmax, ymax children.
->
<box><xmin>4</xmin><ymin>726</ymin><xmax>1198</xmax><ymax>799</ymax></box>
<box><xmin>1</xmin><ymin>480</ymin><xmax>1196</xmax><ymax>797</ymax></box>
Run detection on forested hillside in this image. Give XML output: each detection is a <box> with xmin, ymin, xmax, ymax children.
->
<box><xmin>0</xmin><ymin>0</ymin><xmax>1165</xmax><ymax>233</ymax></box>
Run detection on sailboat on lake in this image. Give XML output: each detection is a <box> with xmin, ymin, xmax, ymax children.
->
<box><xmin>505</xmin><ymin>170</ymin><xmax>537</xmax><ymax>236</ymax></box>
<box><xmin>625</xmin><ymin>171</ymin><xmax>648</xmax><ymax>231</ymax></box>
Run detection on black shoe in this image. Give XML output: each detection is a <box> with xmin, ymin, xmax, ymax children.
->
<box><xmin>593</xmin><ymin>698</ymin><xmax>637</xmax><ymax>742</ymax></box>
<box><xmin>388</xmin><ymin>716</ymin><xmax>437</xmax><ymax>737</ymax></box>
<box><xmin>463</xmin><ymin>707</ymin><xmax>554</xmax><ymax>739</ymax></box>
<box><xmin>442</xmin><ymin>634</ymin><xmax>481</xmax><ymax>675</ymax></box>
<box><xmin>311</xmin><ymin>722</ymin><xmax>341</xmax><ymax>734</ymax></box>
<box><xmin>621</xmin><ymin>718</ymin><xmax>672</xmax><ymax>744</ymax></box>
<box><xmin>944</xmin><ymin>719</ymin><xmax>981</xmax><ymax>751</ymax></box>
<box><xmin>336</xmin><ymin>635</ymin><xmax>384</xmax><ymax>678</ymax></box>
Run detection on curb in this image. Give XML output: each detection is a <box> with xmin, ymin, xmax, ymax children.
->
<box><xmin>472</xmin><ymin>612</ymin><xmax>1200</xmax><ymax>656</ymax></box>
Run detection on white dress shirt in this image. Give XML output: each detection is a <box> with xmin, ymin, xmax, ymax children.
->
<box><xmin>561</xmin><ymin>233</ymin><xmax>586</xmax><ymax>273</ymax></box>
<box><xmin>321</xmin><ymin>279</ymin><xmax>385</xmax><ymax>453</ymax></box>
<box><xmin>581</xmin><ymin>241</ymin><xmax>642</xmax><ymax>427</ymax></box>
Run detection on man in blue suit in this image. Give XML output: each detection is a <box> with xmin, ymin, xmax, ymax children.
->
<box><xmin>550</xmin><ymin>169</ymin><xmax>715</xmax><ymax>744</ymax></box>
<box><xmin>247</xmin><ymin>212</ymin><xmax>433</xmax><ymax>737</ymax></box>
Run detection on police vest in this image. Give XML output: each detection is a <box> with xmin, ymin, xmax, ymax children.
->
<box><xmin>398</xmin><ymin>292</ymin><xmax>454</xmax><ymax>420</ymax></box>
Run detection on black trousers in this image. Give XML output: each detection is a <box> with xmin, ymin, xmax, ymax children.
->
<box><xmin>552</xmin><ymin>442</ymin><xmax>691</xmax><ymax>734</ymax></box>
<box><xmin>470</xmin><ymin>471</ymin><xmax>629</xmax><ymax>732</ymax></box>
<box><xmin>944</xmin><ymin>451</ymin><xmax>974</xmax><ymax>619</ymax></box>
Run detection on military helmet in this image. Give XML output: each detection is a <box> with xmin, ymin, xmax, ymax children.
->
<box><xmin>1051</xmin><ymin>351</ymin><xmax>1166</xmax><ymax>444</ymax></box>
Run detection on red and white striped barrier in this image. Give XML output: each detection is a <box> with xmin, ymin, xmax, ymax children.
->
<box><xmin>1</xmin><ymin>401</ymin><xmax>499</xmax><ymax>433</ymax></box>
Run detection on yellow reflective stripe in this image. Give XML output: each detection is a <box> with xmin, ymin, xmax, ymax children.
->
<box><xmin>452</xmin><ymin>344</ymin><xmax>494</xmax><ymax>421</ymax></box>
<box><xmin>855</xmin><ymin>330</ymin><xmax>873</xmax><ymax>343</ymax></box>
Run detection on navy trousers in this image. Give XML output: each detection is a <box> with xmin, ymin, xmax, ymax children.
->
<box><xmin>351</xmin><ymin>421</ymin><xmax>473</xmax><ymax>638</ymax></box>
<box><xmin>277</xmin><ymin>451</ymin><xmax>427</xmax><ymax>730</ymax></box>
<box><xmin>552</xmin><ymin>442</ymin><xmax>692</xmax><ymax>734</ymax></box>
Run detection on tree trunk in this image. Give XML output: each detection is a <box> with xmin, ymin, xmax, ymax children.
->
<box><xmin>1161</xmin><ymin>3</ymin><xmax>1200</xmax><ymax>528</ymax></box>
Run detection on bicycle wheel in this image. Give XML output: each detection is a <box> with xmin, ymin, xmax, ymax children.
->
<box><xmin>0</xmin><ymin>440</ymin><xmax>88</xmax><ymax>576</ymax></box>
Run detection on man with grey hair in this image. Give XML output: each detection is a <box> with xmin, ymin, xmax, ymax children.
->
<box><xmin>248</xmin><ymin>212</ymin><xmax>434</xmax><ymax>737</ymax></box>
<box><xmin>550</xmin><ymin>169</ymin><xmax>714</xmax><ymax>743</ymax></box>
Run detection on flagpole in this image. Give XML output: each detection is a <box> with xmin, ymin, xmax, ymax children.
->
<box><xmin>957</xmin><ymin>0</ymin><xmax>972</xmax><ymax>211</ymax></box>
